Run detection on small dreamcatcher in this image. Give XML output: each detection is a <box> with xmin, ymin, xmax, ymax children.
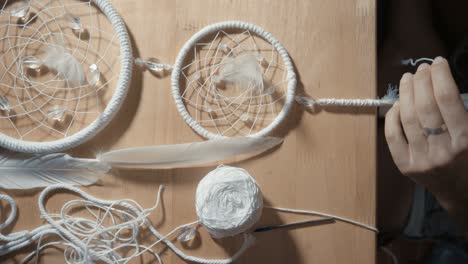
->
<box><xmin>168</xmin><ymin>21</ymin><xmax>297</xmax><ymax>139</ymax></box>
<box><xmin>0</xmin><ymin>0</ymin><xmax>132</xmax><ymax>153</ymax></box>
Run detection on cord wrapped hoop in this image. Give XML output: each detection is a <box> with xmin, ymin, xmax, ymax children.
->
<box><xmin>0</xmin><ymin>0</ymin><xmax>133</xmax><ymax>153</ymax></box>
<box><xmin>171</xmin><ymin>21</ymin><xmax>297</xmax><ymax>139</ymax></box>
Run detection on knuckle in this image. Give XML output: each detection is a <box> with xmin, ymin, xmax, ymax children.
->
<box><xmin>416</xmin><ymin>102</ymin><xmax>435</xmax><ymax>116</ymax></box>
<box><xmin>429</xmin><ymin>147</ymin><xmax>453</xmax><ymax>168</ymax></box>
<box><xmin>401</xmin><ymin>114</ymin><xmax>418</xmax><ymax>127</ymax></box>
<box><xmin>434</xmin><ymin>89</ymin><xmax>457</xmax><ymax>105</ymax></box>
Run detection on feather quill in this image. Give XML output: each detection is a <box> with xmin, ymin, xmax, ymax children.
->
<box><xmin>218</xmin><ymin>52</ymin><xmax>264</xmax><ymax>93</ymax></box>
<box><xmin>99</xmin><ymin>137</ymin><xmax>283</xmax><ymax>169</ymax></box>
<box><xmin>42</xmin><ymin>44</ymin><xmax>85</xmax><ymax>84</ymax></box>
<box><xmin>0</xmin><ymin>137</ymin><xmax>281</xmax><ymax>189</ymax></box>
<box><xmin>0</xmin><ymin>153</ymin><xmax>109</xmax><ymax>190</ymax></box>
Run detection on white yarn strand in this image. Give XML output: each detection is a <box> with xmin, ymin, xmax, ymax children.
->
<box><xmin>265</xmin><ymin>207</ymin><xmax>378</xmax><ymax>233</ymax></box>
<box><xmin>0</xmin><ymin>185</ymin><xmax>253</xmax><ymax>264</ymax></box>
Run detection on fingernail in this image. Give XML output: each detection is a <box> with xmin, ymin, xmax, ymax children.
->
<box><xmin>417</xmin><ymin>63</ymin><xmax>430</xmax><ymax>71</ymax></box>
<box><xmin>401</xmin><ymin>72</ymin><xmax>412</xmax><ymax>83</ymax></box>
<box><xmin>433</xmin><ymin>56</ymin><xmax>446</xmax><ymax>64</ymax></box>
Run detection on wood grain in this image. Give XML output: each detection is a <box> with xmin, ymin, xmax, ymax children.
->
<box><xmin>2</xmin><ymin>0</ymin><xmax>376</xmax><ymax>263</ymax></box>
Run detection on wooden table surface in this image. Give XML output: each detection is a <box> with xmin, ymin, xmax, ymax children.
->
<box><xmin>4</xmin><ymin>0</ymin><xmax>377</xmax><ymax>263</ymax></box>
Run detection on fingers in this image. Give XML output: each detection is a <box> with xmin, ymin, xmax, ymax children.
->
<box><xmin>413</xmin><ymin>63</ymin><xmax>451</xmax><ymax>151</ymax></box>
<box><xmin>431</xmin><ymin>57</ymin><xmax>468</xmax><ymax>140</ymax></box>
<box><xmin>399</xmin><ymin>72</ymin><xmax>428</xmax><ymax>154</ymax></box>
<box><xmin>385</xmin><ymin>102</ymin><xmax>409</xmax><ymax>167</ymax></box>
<box><xmin>413</xmin><ymin>63</ymin><xmax>445</xmax><ymax>128</ymax></box>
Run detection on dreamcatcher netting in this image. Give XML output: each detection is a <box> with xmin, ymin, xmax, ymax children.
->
<box><xmin>0</xmin><ymin>0</ymin><xmax>132</xmax><ymax>153</ymax></box>
<box><xmin>170</xmin><ymin>21</ymin><xmax>297</xmax><ymax>139</ymax></box>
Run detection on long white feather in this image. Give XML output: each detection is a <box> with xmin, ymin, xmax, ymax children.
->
<box><xmin>99</xmin><ymin>137</ymin><xmax>283</xmax><ymax>169</ymax></box>
<box><xmin>219</xmin><ymin>52</ymin><xmax>264</xmax><ymax>93</ymax></box>
<box><xmin>0</xmin><ymin>153</ymin><xmax>109</xmax><ymax>190</ymax></box>
<box><xmin>43</xmin><ymin>44</ymin><xmax>86</xmax><ymax>84</ymax></box>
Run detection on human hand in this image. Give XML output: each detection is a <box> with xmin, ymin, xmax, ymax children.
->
<box><xmin>385</xmin><ymin>57</ymin><xmax>468</xmax><ymax>236</ymax></box>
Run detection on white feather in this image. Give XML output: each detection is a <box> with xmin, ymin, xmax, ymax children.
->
<box><xmin>99</xmin><ymin>137</ymin><xmax>283</xmax><ymax>169</ymax></box>
<box><xmin>0</xmin><ymin>152</ymin><xmax>109</xmax><ymax>190</ymax></box>
<box><xmin>218</xmin><ymin>52</ymin><xmax>264</xmax><ymax>93</ymax></box>
<box><xmin>43</xmin><ymin>45</ymin><xmax>85</xmax><ymax>84</ymax></box>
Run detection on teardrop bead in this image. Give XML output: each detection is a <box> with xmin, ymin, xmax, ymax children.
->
<box><xmin>88</xmin><ymin>64</ymin><xmax>100</xmax><ymax>87</ymax></box>
<box><xmin>10</xmin><ymin>1</ymin><xmax>29</xmax><ymax>18</ymax></box>
<box><xmin>0</xmin><ymin>96</ymin><xmax>10</xmax><ymax>111</ymax></box>
<box><xmin>47</xmin><ymin>105</ymin><xmax>67</xmax><ymax>121</ymax></box>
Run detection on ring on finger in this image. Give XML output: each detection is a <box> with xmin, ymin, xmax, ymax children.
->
<box><xmin>422</xmin><ymin>124</ymin><xmax>447</xmax><ymax>136</ymax></box>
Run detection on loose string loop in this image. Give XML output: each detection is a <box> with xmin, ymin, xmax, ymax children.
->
<box><xmin>0</xmin><ymin>185</ymin><xmax>253</xmax><ymax>264</ymax></box>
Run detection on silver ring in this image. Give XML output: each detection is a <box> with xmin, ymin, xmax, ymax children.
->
<box><xmin>423</xmin><ymin>124</ymin><xmax>447</xmax><ymax>136</ymax></box>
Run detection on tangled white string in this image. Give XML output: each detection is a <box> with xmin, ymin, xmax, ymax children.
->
<box><xmin>0</xmin><ymin>166</ymin><xmax>378</xmax><ymax>263</ymax></box>
<box><xmin>0</xmin><ymin>0</ymin><xmax>132</xmax><ymax>153</ymax></box>
<box><xmin>0</xmin><ymin>185</ymin><xmax>253</xmax><ymax>264</ymax></box>
<box><xmin>196</xmin><ymin>166</ymin><xmax>263</xmax><ymax>238</ymax></box>
<box><xmin>400</xmin><ymin>57</ymin><xmax>434</xmax><ymax>67</ymax></box>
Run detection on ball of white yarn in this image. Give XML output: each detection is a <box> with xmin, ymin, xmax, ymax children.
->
<box><xmin>195</xmin><ymin>166</ymin><xmax>263</xmax><ymax>238</ymax></box>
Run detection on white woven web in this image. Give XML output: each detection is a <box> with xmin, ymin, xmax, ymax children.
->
<box><xmin>180</xmin><ymin>29</ymin><xmax>288</xmax><ymax>137</ymax></box>
<box><xmin>0</xmin><ymin>0</ymin><xmax>119</xmax><ymax>142</ymax></box>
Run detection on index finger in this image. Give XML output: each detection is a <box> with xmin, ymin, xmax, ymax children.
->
<box><xmin>431</xmin><ymin>57</ymin><xmax>468</xmax><ymax>135</ymax></box>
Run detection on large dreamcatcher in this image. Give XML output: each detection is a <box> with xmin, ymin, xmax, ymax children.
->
<box><xmin>0</xmin><ymin>0</ymin><xmax>132</xmax><ymax>153</ymax></box>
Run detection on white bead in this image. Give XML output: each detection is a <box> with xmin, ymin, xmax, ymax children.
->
<box><xmin>240</xmin><ymin>113</ymin><xmax>249</xmax><ymax>121</ymax></box>
<box><xmin>211</xmin><ymin>75</ymin><xmax>221</xmax><ymax>84</ymax></box>
<box><xmin>266</xmin><ymin>86</ymin><xmax>276</xmax><ymax>94</ymax></box>
<box><xmin>0</xmin><ymin>96</ymin><xmax>10</xmax><ymax>111</ymax></box>
<box><xmin>64</xmin><ymin>13</ymin><xmax>82</xmax><ymax>30</ymax></box>
<box><xmin>10</xmin><ymin>1</ymin><xmax>29</xmax><ymax>18</ymax></box>
<box><xmin>21</xmin><ymin>56</ymin><xmax>42</xmax><ymax>70</ymax></box>
<box><xmin>88</xmin><ymin>64</ymin><xmax>100</xmax><ymax>87</ymax></box>
<box><xmin>192</xmin><ymin>71</ymin><xmax>201</xmax><ymax>80</ymax></box>
<box><xmin>47</xmin><ymin>105</ymin><xmax>67</xmax><ymax>121</ymax></box>
<box><xmin>135</xmin><ymin>57</ymin><xmax>172</xmax><ymax>73</ymax></box>
<box><xmin>177</xmin><ymin>225</ymin><xmax>197</xmax><ymax>242</ymax></box>
<box><xmin>219</xmin><ymin>43</ymin><xmax>230</xmax><ymax>53</ymax></box>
